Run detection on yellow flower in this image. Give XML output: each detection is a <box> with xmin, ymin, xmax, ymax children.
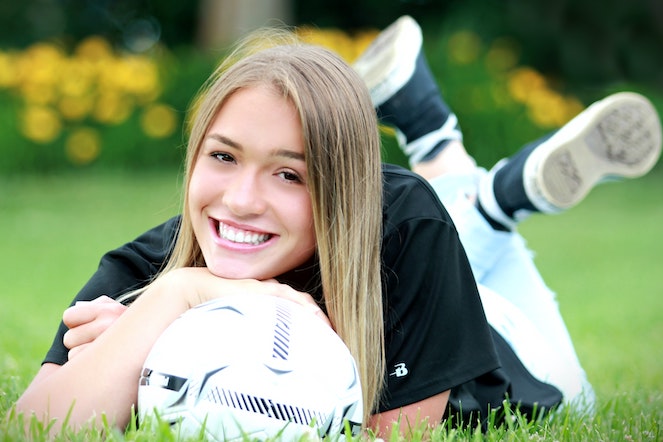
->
<box><xmin>75</xmin><ymin>36</ymin><xmax>114</xmax><ymax>62</ymax></box>
<box><xmin>65</xmin><ymin>127</ymin><xmax>101</xmax><ymax>165</ymax></box>
<box><xmin>527</xmin><ymin>88</ymin><xmax>568</xmax><ymax>128</ymax></box>
<box><xmin>59</xmin><ymin>58</ymin><xmax>96</xmax><ymax>97</ymax></box>
<box><xmin>297</xmin><ymin>27</ymin><xmax>349</xmax><ymax>54</ymax></box>
<box><xmin>93</xmin><ymin>91</ymin><xmax>133</xmax><ymax>125</ymax></box>
<box><xmin>296</xmin><ymin>26</ymin><xmax>378</xmax><ymax>63</ymax></box>
<box><xmin>448</xmin><ymin>30</ymin><xmax>482</xmax><ymax>65</ymax></box>
<box><xmin>20</xmin><ymin>105</ymin><xmax>62</xmax><ymax>143</ymax></box>
<box><xmin>0</xmin><ymin>51</ymin><xmax>19</xmax><ymax>88</ymax></box>
<box><xmin>120</xmin><ymin>56</ymin><xmax>161</xmax><ymax>100</ymax></box>
<box><xmin>562</xmin><ymin>96</ymin><xmax>585</xmax><ymax>122</ymax></box>
<box><xmin>349</xmin><ymin>30</ymin><xmax>380</xmax><ymax>62</ymax></box>
<box><xmin>507</xmin><ymin>66</ymin><xmax>547</xmax><ymax>103</ymax></box>
<box><xmin>99</xmin><ymin>56</ymin><xmax>160</xmax><ymax>102</ymax></box>
<box><xmin>18</xmin><ymin>81</ymin><xmax>58</xmax><ymax>105</ymax></box>
<box><xmin>17</xmin><ymin>42</ymin><xmax>65</xmax><ymax>84</ymax></box>
<box><xmin>59</xmin><ymin>94</ymin><xmax>94</xmax><ymax>121</ymax></box>
<box><xmin>140</xmin><ymin>103</ymin><xmax>178</xmax><ymax>138</ymax></box>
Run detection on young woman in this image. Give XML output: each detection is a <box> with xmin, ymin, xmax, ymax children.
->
<box><xmin>21</xmin><ymin>16</ymin><xmax>660</xmax><ymax>438</ymax></box>
<box><xmin>15</xmin><ymin>29</ymin><xmax>497</xmax><ymax>437</ymax></box>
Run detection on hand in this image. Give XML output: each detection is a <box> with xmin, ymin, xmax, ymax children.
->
<box><xmin>261</xmin><ymin>278</ymin><xmax>331</xmax><ymax>328</ymax></box>
<box><xmin>161</xmin><ymin>268</ymin><xmax>332</xmax><ymax>328</ymax></box>
<box><xmin>62</xmin><ymin>296</ymin><xmax>127</xmax><ymax>360</ymax></box>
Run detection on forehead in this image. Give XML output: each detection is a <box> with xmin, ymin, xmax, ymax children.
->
<box><xmin>218</xmin><ymin>84</ymin><xmax>294</xmax><ymax>118</ymax></box>
<box><xmin>205</xmin><ymin>85</ymin><xmax>305</xmax><ymax>152</ymax></box>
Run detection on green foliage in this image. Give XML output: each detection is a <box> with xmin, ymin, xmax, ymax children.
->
<box><xmin>0</xmin><ymin>41</ymin><xmax>216</xmax><ymax>175</ymax></box>
<box><xmin>2</xmin><ymin>20</ymin><xmax>662</xmax><ymax>176</ymax></box>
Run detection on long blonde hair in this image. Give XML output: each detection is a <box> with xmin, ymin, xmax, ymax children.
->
<box><xmin>137</xmin><ymin>30</ymin><xmax>385</xmax><ymax>422</ymax></box>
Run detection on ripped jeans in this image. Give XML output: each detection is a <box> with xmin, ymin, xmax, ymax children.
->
<box><xmin>430</xmin><ymin>170</ymin><xmax>596</xmax><ymax>411</ymax></box>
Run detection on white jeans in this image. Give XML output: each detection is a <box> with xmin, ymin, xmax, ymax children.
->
<box><xmin>429</xmin><ymin>170</ymin><xmax>595</xmax><ymax>411</ymax></box>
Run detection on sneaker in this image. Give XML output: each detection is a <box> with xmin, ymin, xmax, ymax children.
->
<box><xmin>353</xmin><ymin>15</ymin><xmax>423</xmax><ymax>107</ymax></box>
<box><xmin>353</xmin><ymin>16</ymin><xmax>462</xmax><ymax>166</ymax></box>
<box><xmin>523</xmin><ymin>92</ymin><xmax>662</xmax><ymax>211</ymax></box>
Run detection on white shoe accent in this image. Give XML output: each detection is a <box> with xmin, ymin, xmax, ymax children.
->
<box><xmin>352</xmin><ymin>15</ymin><xmax>422</xmax><ymax>107</ymax></box>
<box><xmin>404</xmin><ymin>113</ymin><xmax>463</xmax><ymax>165</ymax></box>
<box><xmin>524</xmin><ymin>92</ymin><xmax>662</xmax><ymax>211</ymax></box>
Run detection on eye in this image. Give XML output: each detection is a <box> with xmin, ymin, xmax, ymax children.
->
<box><xmin>278</xmin><ymin>170</ymin><xmax>303</xmax><ymax>184</ymax></box>
<box><xmin>212</xmin><ymin>152</ymin><xmax>235</xmax><ymax>163</ymax></box>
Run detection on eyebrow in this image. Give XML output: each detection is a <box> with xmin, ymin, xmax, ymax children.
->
<box><xmin>207</xmin><ymin>134</ymin><xmax>305</xmax><ymax>161</ymax></box>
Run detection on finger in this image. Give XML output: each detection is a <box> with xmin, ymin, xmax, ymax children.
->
<box><xmin>62</xmin><ymin>311</ymin><xmax>121</xmax><ymax>349</ymax></box>
<box><xmin>63</xmin><ymin>321</ymin><xmax>100</xmax><ymax>350</ymax></box>
<box><xmin>63</xmin><ymin>296</ymin><xmax>125</xmax><ymax>328</ymax></box>
<box><xmin>63</xmin><ymin>303</ymin><xmax>99</xmax><ymax>328</ymax></box>
<box><xmin>258</xmin><ymin>284</ymin><xmax>331</xmax><ymax>325</ymax></box>
<box><xmin>67</xmin><ymin>343</ymin><xmax>89</xmax><ymax>361</ymax></box>
<box><xmin>304</xmin><ymin>303</ymin><xmax>332</xmax><ymax>328</ymax></box>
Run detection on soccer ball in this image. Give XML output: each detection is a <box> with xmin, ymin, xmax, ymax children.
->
<box><xmin>138</xmin><ymin>294</ymin><xmax>363</xmax><ymax>441</ymax></box>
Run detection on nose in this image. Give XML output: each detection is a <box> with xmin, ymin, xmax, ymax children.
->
<box><xmin>222</xmin><ymin>169</ymin><xmax>267</xmax><ymax>217</ymax></box>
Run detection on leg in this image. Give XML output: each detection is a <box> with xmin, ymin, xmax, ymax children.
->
<box><xmin>478</xmin><ymin>92</ymin><xmax>662</xmax><ymax>229</ymax></box>
<box><xmin>477</xmin><ymin>282</ymin><xmax>595</xmax><ymax>410</ymax></box>
<box><xmin>432</xmin><ymin>180</ymin><xmax>595</xmax><ymax>410</ymax></box>
<box><xmin>354</xmin><ymin>17</ymin><xmax>662</xmax><ymax>230</ymax></box>
<box><xmin>353</xmin><ymin>15</ymin><xmax>476</xmax><ymax>178</ymax></box>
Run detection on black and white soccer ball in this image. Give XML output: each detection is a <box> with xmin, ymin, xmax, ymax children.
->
<box><xmin>138</xmin><ymin>294</ymin><xmax>363</xmax><ymax>441</ymax></box>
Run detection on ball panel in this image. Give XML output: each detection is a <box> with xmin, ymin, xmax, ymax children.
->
<box><xmin>138</xmin><ymin>294</ymin><xmax>363</xmax><ymax>440</ymax></box>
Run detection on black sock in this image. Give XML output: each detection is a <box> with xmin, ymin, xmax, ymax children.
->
<box><xmin>376</xmin><ymin>52</ymin><xmax>459</xmax><ymax>163</ymax></box>
<box><xmin>492</xmin><ymin>134</ymin><xmax>555</xmax><ymax>217</ymax></box>
<box><xmin>475</xmin><ymin>132</ymin><xmax>557</xmax><ymax>230</ymax></box>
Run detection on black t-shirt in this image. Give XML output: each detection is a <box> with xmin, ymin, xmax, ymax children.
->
<box><xmin>43</xmin><ymin>164</ymin><xmax>535</xmax><ymax>420</ymax></box>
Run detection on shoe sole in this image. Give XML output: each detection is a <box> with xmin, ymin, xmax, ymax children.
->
<box><xmin>352</xmin><ymin>15</ymin><xmax>422</xmax><ymax>106</ymax></box>
<box><xmin>525</xmin><ymin>92</ymin><xmax>662</xmax><ymax>210</ymax></box>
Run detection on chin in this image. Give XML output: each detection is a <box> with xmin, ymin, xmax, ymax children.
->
<box><xmin>205</xmin><ymin>263</ymin><xmax>273</xmax><ymax>281</ymax></box>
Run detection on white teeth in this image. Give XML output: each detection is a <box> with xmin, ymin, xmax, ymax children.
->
<box><xmin>218</xmin><ymin>222</ymin><xmax>269</xmax><ymax>245</ymax></box>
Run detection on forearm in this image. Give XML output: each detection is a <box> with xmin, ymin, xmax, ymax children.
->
<box><xmin>15</xmin><ymin>273</ymin><xmax>192</xmax><ymax>433</ymax></box>
<box><xmin>16</xmin><ymin>269</ymin><xmax>313</xmax><ymax>434</ymax></box>
<box><xmin>368</xmin><ymin>390</ymin><xmax>450</xmax><ymax>438</ymax></box>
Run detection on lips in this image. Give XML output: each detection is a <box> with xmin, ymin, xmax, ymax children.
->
<box><xmin>217</xmin><ymin>220</ymin><xmax>271</xmax><ymax>245</ymax></box>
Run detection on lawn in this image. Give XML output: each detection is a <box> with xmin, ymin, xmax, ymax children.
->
<box><xmin>1</xmin><ymin>167</ymin><xmax>661</xmax><ymax>440</ymax></box>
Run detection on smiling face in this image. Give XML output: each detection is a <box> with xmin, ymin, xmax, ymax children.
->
<box><xmin>187</xmin><ymin>85</ymin><xmax>316</xmax><ymax>280</ymax></box>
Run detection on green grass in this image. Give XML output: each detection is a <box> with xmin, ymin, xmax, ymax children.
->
<box><xmin>1</xmin><ymin>169</ymin><xmax>662</xmax><ymax>440</ymax></box>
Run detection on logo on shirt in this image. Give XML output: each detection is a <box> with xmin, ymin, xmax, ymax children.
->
<box><xmin>389</xmin><ymin>362</ymin><xmax>409</xmax><ymax>378</ymax></box>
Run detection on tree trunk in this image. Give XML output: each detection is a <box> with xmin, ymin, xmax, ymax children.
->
<box><xmin>197</xmin><ymin>0</ymin><xmax>294</xmax><ymax>50</ymax></box>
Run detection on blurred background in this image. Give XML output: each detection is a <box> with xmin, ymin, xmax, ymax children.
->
<box><xmin>0</xmin><ymin>0</ymin><xmax>661</xmax><ymax>173</ymax></box>
<box><xmin>1</xmin><ymin>1</ymin><xmax>662</xmax><ymax>420</ymax></box>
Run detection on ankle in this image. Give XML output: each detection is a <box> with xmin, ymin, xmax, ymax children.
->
<box><xmin>477</xmin><ymin>162</ymin><xmax>518</xmax><ymax>231</ymax></box>
<box><xmin>412</xmin><ymin>140</ymin><xmax>476</xmax><ymax>180</ymax></box>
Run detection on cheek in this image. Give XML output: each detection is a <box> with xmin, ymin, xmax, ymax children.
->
<box><xmin>295</xmin><ymin>199</ymin><xmax>316</xmax><ymax>249</ymax></box>
<box><xmin>188</xmin><ymin>165</ymin><xmax>214</xmax><ymax>212</ymax></box>
<box><xmin>186</xmin><ymin>176</ymin><xmax>202</xmax><ymax>217</ymax></box>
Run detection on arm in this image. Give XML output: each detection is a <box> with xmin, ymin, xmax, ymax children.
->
<box><xmin>368</xmin><ymin>390</ymin><xmax>451</xmax><ymax>438</ymax></box>
<box><xmin>22</xmin><ymin>297</ymin><xmax>130</xmax><ymax>412</ymax></box>
<box><xmin>43</xmin><ymin>217</ymin><xmax>180</xmax><ymax>367</ymax></box>
<box><xmin>14</xmin><ymin>219</ymin><xmax>177</xmax><ymax>432</ymax></box>
<box><xmin>15</xmin><ymin>269</ymin><xmax>313</xmax><ymax>434</ymax></box>
<box><xmin>61</xmin><ymin>285</ymin><xmax>329</xmax><ymax>361</ymax></box>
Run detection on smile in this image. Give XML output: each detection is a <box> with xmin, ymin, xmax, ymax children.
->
<box><xmin>217</xmin><ymin>221</ymin><xmax>271</xmax><ymax>245</ymax></box>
